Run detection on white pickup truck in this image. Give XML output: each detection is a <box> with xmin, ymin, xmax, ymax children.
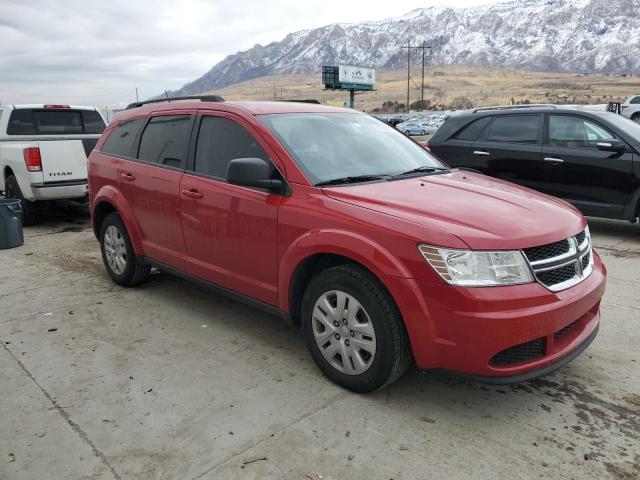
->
<box><xmin>0</xmin><ymin>104</ymin><xmax>106</xmax><ymax>224</ymax></box>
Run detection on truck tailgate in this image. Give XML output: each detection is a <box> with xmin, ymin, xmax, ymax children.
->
<box><xmin>38</xmin><ymin>140</ymin><xmax>89</xmax><ymax>183</ymax></box>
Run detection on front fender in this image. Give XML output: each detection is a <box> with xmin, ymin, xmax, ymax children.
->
<box><xmin>278</xmin><ymin>228</ymin><xmax>413</xmax><ymax>312</ymax></box>
<box><xmin>92</xmin><ymin>184</ymin><xmax>144</xmax><ymax>254</ymax></box>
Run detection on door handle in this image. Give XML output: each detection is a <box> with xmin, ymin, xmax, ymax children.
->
<box><xmin>544</xmin><ymin>157</ymin><xmax>564</xmax><ymax>164</ymax></box>
<box><xmin>473</xmin><ymin>151</ymin><xmax>490</xmax><ymax>156</ymax></box>
<box><xmin>182</xmin><ymin>188</ymin><xmax>203</xmax><ymax>199</ymax></box>
<box><xmin>120</xmin><ymin>172</ymin><xmax>136</xmax><ymax>181</ymax></box>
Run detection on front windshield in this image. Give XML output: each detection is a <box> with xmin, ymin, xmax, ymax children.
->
<box><xmin>258</xmin><ymin>113</ymin><xmax>446</xmax><ymax>184</ymax></box>
<box><xmin>600</xmin><ymin>112</ymin><xmax>640</xmax><ymax>140</ymax></box>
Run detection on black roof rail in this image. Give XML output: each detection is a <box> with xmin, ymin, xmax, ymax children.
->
<box><xmin>126</xmin><ymin>95</ymin><xmax>225</xmax><ymax>110</ymax></box>
<box><xmin>472</xmin><ymin>104</ymin><xmax>557</xmax><ymax>113</ymax></box>
<box><xmin>282</xmin><ymin>99</ymin><xmax>321</xmax><ymax>104</ymax></box>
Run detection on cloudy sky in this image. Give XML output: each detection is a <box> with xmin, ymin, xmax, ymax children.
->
<box><xmin>0</xmin><ymin>0</ymin><xmax>500</xmax><ymax>107</ymax></box>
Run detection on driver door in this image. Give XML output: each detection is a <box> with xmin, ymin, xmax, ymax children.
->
<box><xmin>541</xmin><ymin>114</ymin><xmax>634</xmax><ymax>217</ymax></box>
<box><xmin>179</xmin><ymin>113</ymin><xmax>283</xmax><ymax>306</ymax></box>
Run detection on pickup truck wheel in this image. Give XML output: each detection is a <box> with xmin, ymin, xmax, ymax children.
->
<box><xmin>100</xmin><ymin>212</ymin><xmax>150</xmax><ymax>287</ymax></box>
<box><xmin>4</xmin><ymin>175</ymin><xmax>38</xmax><ymax>226</ymax></box>
<box><xmin>301</xmin><ymin>264</ymin><xmax>412</xmax><ymax>392</ymax></box>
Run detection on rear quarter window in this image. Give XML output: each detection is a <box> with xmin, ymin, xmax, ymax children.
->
<box><xmin>453</xmin><ymin>117</ymin><xmax>492</xmax><ymax>141</ymax></box>
<box><xmin>100</xmin><ymin>118</ymin><xmax>146</xmax><ymax>158</ymax></box>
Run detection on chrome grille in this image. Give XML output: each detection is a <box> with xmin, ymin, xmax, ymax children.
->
<box><xmin>523</xmin><ymin>228</ymin><xmax>593</xmax><ymax>292</ymax></box>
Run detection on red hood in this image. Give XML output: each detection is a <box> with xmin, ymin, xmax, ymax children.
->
<box><xmin>322</xmin><ymin>170</ymin><xmax>586</xmax><ymax>250</ymax></box>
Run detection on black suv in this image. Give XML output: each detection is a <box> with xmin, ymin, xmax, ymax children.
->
<box><xmin>428</xmin><ymin>105</ymin><xmax>640</xmax><ymax>222</ymax></box>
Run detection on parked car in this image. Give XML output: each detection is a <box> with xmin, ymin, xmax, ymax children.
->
<box><xmin>621</xmin><ymin>95</ymin><xmax>640</xmax><ymax>123</ymax></box>
<box><xmin>427</xmin><ymin>105</ymin><xmax>640</xmax><ymax>223</ymax></box>
<box><xmin>0</xmin><ymin>104</ymin><xmax>106</xmax><ymax>224</ymax></box>
<box><xmin>89</xmin><ymin>97</ymin><xmax>605</xmax><ymax>392</ymax></box>
<box><xmin>396</xmin><ymin>121</ymin><xmax>427</xmax><ymax>136</ymax></box>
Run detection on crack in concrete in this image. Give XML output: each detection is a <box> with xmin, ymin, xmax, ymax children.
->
<box><xmin>1</xmin><ymin>341</ymin><xmax>122</xmax><ymax>480</ymax></box>
<box><xmin>189</xmin><ymin>391</ymin><xmax>349</xmax><ymax>480</ymax></box>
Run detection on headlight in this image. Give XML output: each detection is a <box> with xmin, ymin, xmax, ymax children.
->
<box><xmin>419</xmin><ymin>245</ymin><xmax>534</xmax><ymax>287</ymax></box>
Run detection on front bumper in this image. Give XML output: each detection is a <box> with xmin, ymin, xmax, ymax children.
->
<box><xmin>384</xmin><ymin>250</ymin><xmax>606</xmax><ymax>380</ymax></box>
<box><xmin>30</xmin><ymin>180</ymin><xmax>88</xmax><ymax>201</ymax></box>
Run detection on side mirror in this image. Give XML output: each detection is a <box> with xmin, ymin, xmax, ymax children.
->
<box><xmin>227</xmin><ymin>157</ymin><xmax>283</xmax><ymax>192</ymax></box>
<box><xmin>597</xmin><ymin>139</ymin><xmax>626</xmax><ymax>153</ymax></box>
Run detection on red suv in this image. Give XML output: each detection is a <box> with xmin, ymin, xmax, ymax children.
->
<box><xmin>88</xmin><ymin>96</ymin><xmax>606</xmax><ymax>392</ymax></box>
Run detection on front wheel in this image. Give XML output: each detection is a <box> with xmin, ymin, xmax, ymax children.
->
<box><xmin>421</xmin><ymin>130</ymin><xmax>426</xmax><ymax>136</ymax></box>
<box><xmin>100</xmin><ymin>212</ymin><xmax>150</xmax><ymax>287</ymax></box>
<box><xmin>405</xmin><ymin>130</ymin><xmax>411</xmax><ymax>136</ymax></box>
<box><xmin>301</xmin><ymin>264</ymin><xmax>412</xmax><ymax>392</ymax></box>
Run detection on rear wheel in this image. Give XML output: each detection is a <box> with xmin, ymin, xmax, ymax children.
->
<box><xmin>421</xmin><ymin>130</ymin><xmax>426</xmax><ymax>136</ymax></box>
<box><xmin>301</xmin><ymin>264</ymin><xmax>412</xmax><ymax>392</ymax></box>
<box><xmin>405</xmin><ymin>130</ymin><xmax>411</xmax><ymax>136</ymax></box>
<box><xmin>4</xmin><ymin>175</ymin><xmax>38</xmax><ymax>225</ymax></box>
<box><xmin>632</xmin><ymin>113</ymin><xmax>640</xmax><ymax>123</ymax></box>
<box><xmin>99</xmin><ymin>212</ymin><xmax>150</xmax><ymax>287</ymax></box>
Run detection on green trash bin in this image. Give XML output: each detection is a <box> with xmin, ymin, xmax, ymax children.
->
<box><xmin>0</xmin><ymin>197</ymin><xmax>24</xmax><ymax>249</ymax></box>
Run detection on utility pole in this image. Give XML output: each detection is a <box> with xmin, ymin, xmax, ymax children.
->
<box><xmin>135</xmin><ymin>87</ymin><xmax>139</xmax><ymax>102</ymax></box>
<box><xmin>401</xmin><ymin>42</ymin><xmax>432</xmax><ymax>111</ymax></box>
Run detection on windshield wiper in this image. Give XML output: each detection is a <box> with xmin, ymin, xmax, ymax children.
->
<box><xmin>315</xmin><ymin>175</ymin><xmax>390</xmax><ymax>187</ymax></box>
<box><xmin>391</xmin><ymin>166</ymin><xmax>449</xmax><ymax>178</ymax></box>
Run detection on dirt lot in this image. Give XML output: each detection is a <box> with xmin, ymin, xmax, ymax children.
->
<box><xmin>1</xmin><ymin>203</ymin><xmax>639</xmax><ymax>480</ymax></box>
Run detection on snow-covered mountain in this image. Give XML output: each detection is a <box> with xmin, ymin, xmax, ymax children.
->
<box><xmin>168</xmin><ymin>0</ymin><xmax>639</xmax><ymax>96</ymax></box>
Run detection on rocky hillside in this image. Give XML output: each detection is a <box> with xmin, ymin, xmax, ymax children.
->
<box><xmin>166</xmin><ymin>0</ymin><xmax>640</xmax><ymax>97</ymax></box>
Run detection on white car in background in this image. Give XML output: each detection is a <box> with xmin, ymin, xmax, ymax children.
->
<box><xmin>621</xmin><ymin>95</ymin><xmax>640</xmax><ymax>122</ymax></box>
<box><xmin>0</xmin><ymin>104</ymin><xmax>106</xmax><ymax>224</ymax></box>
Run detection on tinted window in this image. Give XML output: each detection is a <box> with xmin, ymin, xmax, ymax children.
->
<box><xmin>548</xmin><ymin>115</ymin><xmax>613</xmax><ymax>149</ymax></box>
<box><xmin>630</xmin><ymin>96</ymin><xmax>640</xmax><ymax>105</ymax></box>
<box><xmin>7</xmin><ymin>109</ymin><xmax>105</xmax><ymax>135</ymax></box>
<box><xmin>487</xmin><ymin>115</ymin><xmax>540</xmax><ymax>144</ymax></box>
<box><xmin>100</xmin><ymin>118</ymin><xmax>146</xmax><ymax>158</ymax></box>
<box><xmin>6</xmin><ymin>109</ymin><xmax>35</xmax><ymax>135</ymax></box>
<box><xmin>455</xmin><ymin>117</ymin><xmax>491</xmax><ymax>141</ymax></box>
<box><xmin>138</xmin><ymin>115</ymin><xmax>191</xmax><ymax>169</ymax></box>
<box><xmin>33</xmin><ymin>111</ymin><xmax>83</xmax><ymax>134</ymax></box>
<box><xmin>82</xmin><ymin>110</ymin><xmax>106</xmax><ymax>134</ymax></box>
<box><xmin>195</xmin><ymin>116</ymin><xmax>268</xmax><ymax>179</ymax></box>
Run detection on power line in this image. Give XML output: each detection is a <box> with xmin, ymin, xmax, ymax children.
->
<box><xmin>400</xmin><ymin>41</ymin><xmax>432</xmax><ymax>112</ymax></box>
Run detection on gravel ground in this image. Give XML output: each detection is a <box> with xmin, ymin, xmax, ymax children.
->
<box><xmin>0</xmin><ymin>202</ymin><xmax>638</xmax><ymax>480</ymax></box>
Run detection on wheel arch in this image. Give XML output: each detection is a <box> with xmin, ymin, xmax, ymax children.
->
<box><xmin>92</xmin><ymin>185</ymin><xmax>144</xmax><ymax>253</ymax></box>
<box><xmin>280</xmin><ymin>230</ymin><xmax>413</xmax><ymax>325</ymax></box>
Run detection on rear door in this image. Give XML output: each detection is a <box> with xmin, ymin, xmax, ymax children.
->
<box><xmin>471</xmin><ymin>114</ymin><xmax>545</xmax><ymax>190</ymax></box>
<box><xmin>116</xmin><ymin>112</ymin><xmax>194</xmax><ymax>265</ymax></box>
<box><xmin>432</xmin><ymin>116</ymin><xmax>492</xmax><ymax>169</ymax></box>
<box><xmin>541</xmin><ymin>113</ymin><xmax>634</xmax><ymax>217</ymax></box>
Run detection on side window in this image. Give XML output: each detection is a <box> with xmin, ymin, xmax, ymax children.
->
<box><xmin>548</xmin><ymin>116</ymin><xmax>613</xmax><ymax>149</ymax></box>
<box><xmin>100</xmin><ymin>118</ymin><xmax>146</xmax><ymax>158</ymax></box>
<box><xmin>137</xmin><ymin>115</ymin><xmax>192</xmax><ymax>169</ymax></box>
<box><xmin>194</xmin><ymin>116</ymin><xmax>268</xmax><ymax>179</ymax></box>
<box><xmin>486</xmin><ymin>115</ymin><xmax>540</xmax><ymax>144</ymax></box>
<box><xmin>454</xmin><ymin>117</ymin><xmax>491</xmax><ymax>141</ymax></box>
<box><xmin>630</xmin><ymin>96</ymin><xmax>640</xmax><ymax>105</ymax></box>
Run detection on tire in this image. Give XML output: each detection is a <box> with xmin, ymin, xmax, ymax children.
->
<box><xmin>421</xmin><ymin>130</ymin><xmax>426</xmax><ymax>136</ymax></box>
<box><xmin>301</xmin><ymin>264</ymin><xmax>412</xmax><ymax>393</ymax></box>
<box><xmin>99</xmin><ymin>212</ymin><xmax>150</xmax><ymax>287</ymax></box>
<box><xmin>4</xmin><ymin>175</ymin><xmax>38</xmax><ymax>226</ymax></box>
<box><xmin>405</xmin><ymin>130</ymin><xmax>411</xmax><ymax>136</ymax></box>
<box><xmin>632</xmin><ymin>113</ymin><xmax>640</xmax><ymax>124</ymax></box>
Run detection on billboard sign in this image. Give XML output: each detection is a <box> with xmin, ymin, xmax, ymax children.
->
<box><xmin>338</xmin><ymin>65</ymin><xmax>375</xmax><ymax>86</ymax></box>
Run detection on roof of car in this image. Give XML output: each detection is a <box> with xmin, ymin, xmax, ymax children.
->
<box><xmin>120</xmin><ymin>100</ymin><xmax>353</xmax><ymax>117</ymax></box>
<box><xmin>2</xmin><ymin>104</ymin><xmax>98</xmax><ymax>110</ymax></box>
